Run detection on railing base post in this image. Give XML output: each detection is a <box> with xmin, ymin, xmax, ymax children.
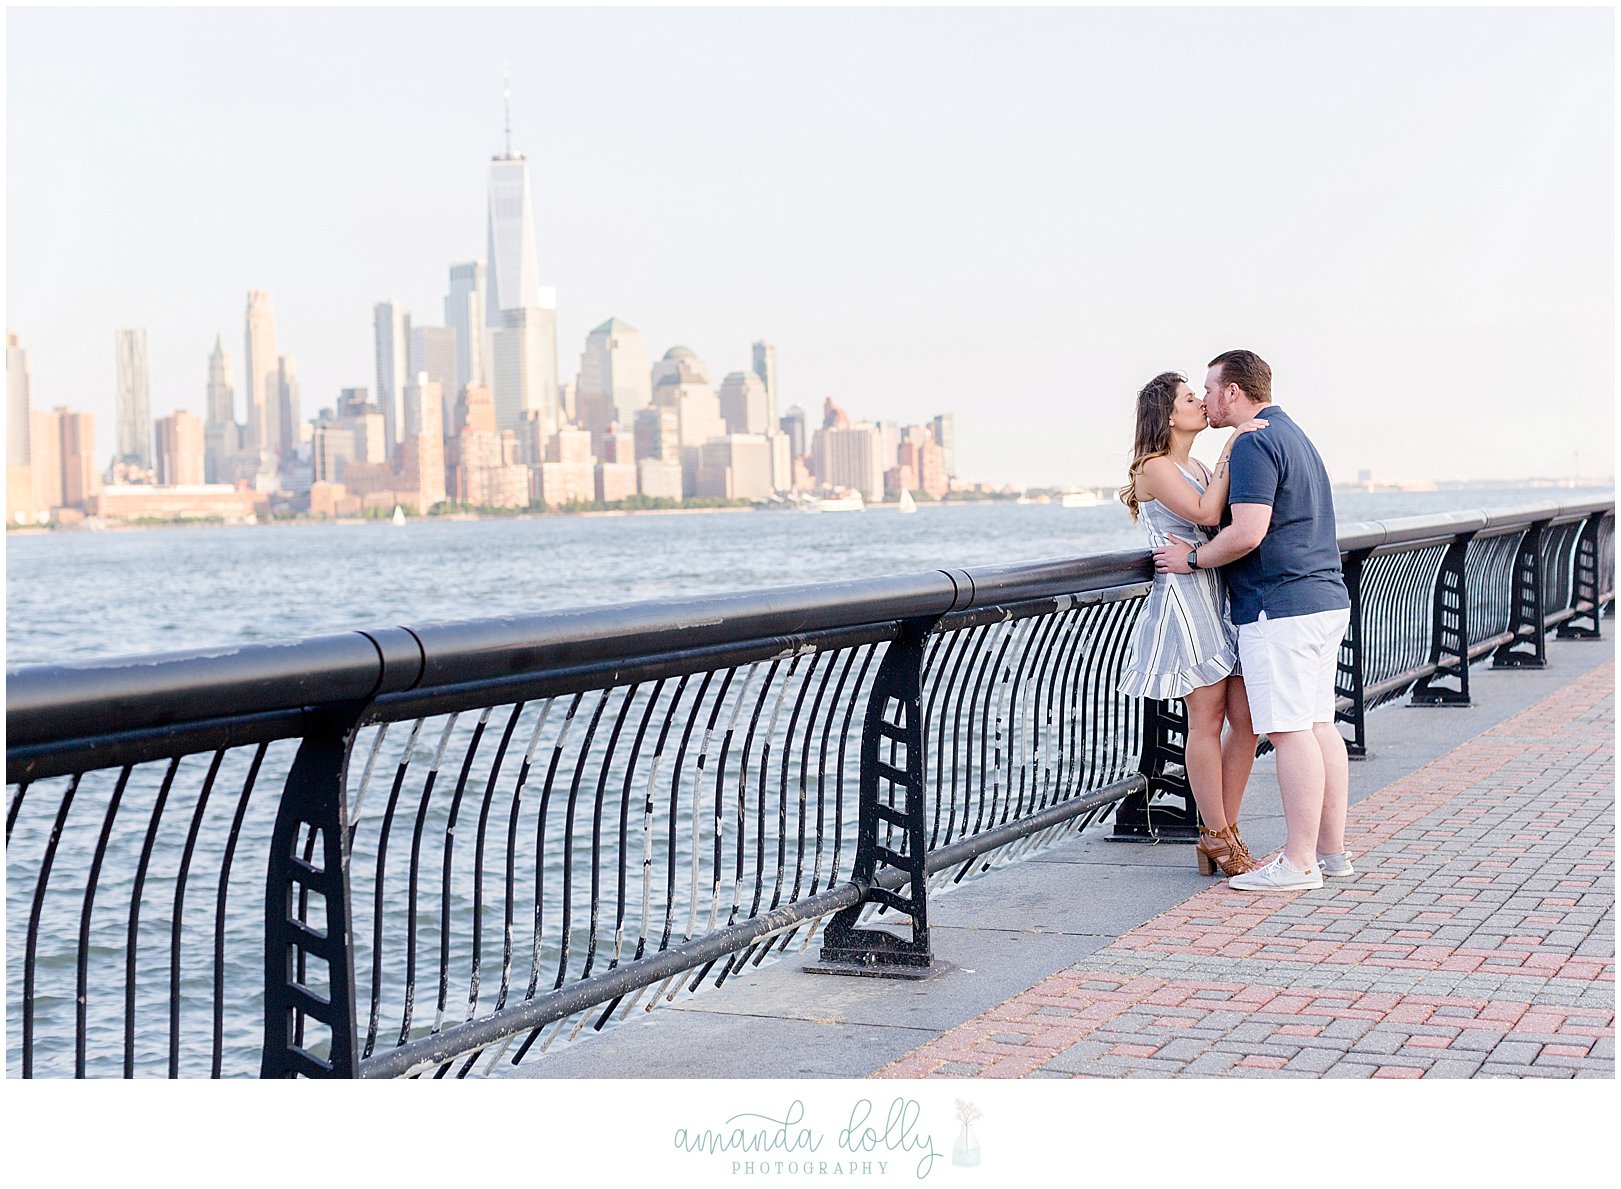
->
<box><xmin>1556</xmin><ymin>513</ymin><xmax>1605</xmax><ymax>640</ymax></box>
<box><xmin>1412</xmin><ymin>533</ymin><xmax>1474</xmax><ymax>707</ymax></box>
<box><xmin>1492</xmin><ymin>523</ymin><xmax>1549</xmax><ymax>669</ymax></box>
<box><xmin>816</xmin><ymin>620</ymin><xmax>935</xmax><ymax>977</ymax></box>
<box><xmin>1110</xmin><ymin>697</ymin><xmax>1199</xmax><ymax>843</ymax></box>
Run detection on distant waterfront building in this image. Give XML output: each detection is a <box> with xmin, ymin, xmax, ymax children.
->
<box><xmin>877</xmin><ymin>420</ymin><xmax>900</xmax><ymax>475</ymax></box>
<box><xmin>931</xmin><ymin>413</ymin><xmax>956</xmax><ymax>478</ymax></box>
<box><xmin>779</xmin><ymin>404</ymin><xmax>807</xmax><ymax>460</ymax></box>
<box><xmin>538</xmin><ymin>425</ymin><xmax>595</xmax><ymax>506</ymax></box>
<box><xmin>767</xmin><ymin>428</ymin><xmax>794</xmax><ymax>493</ymax></box>
<box><xmin>445</xmin><ymin>261</ymin><xmax>486</xmax><ymax>392</ymax></box>
<box><xmin>42</xmin><ymin>406</ymin><xmax>101</xmax><ymax>510</ymax></box>
<box><xmin>718</xmin><ymin>371</ymin><xmax>771</xmax><ymax>436</ymax></box>
<box><xmin>244</xmin><ymin>291</ymin><xmax>278</xmax><ymax>455</ymax></box>
<box><xmin>449</xmin><ymin>382</ymin><xmax>530</xmax><ymax>508</ymax></box>
<box><xmin>491</xmin><ymin>307</ymin><xmax>557</xmax><ymax>441</ymax></box>
<box><xmin>634</xmin><ymin>405</ymin><xmax>681</xmax><ymax>464</ymax></box>
<box><xmin>311</xmin><ymin>419</ymin><xmax>356</xmax><ymax>484</ymax></box>
<box><xmin>88</xmin><ymin>484</ymin><xmax>267</xmax><ymax>523</ymax></box>
<box><xmin>115</xmin><ymin>328</ymin><xmax>153</xmax><ymax>467</ymax></box>
<box><xmin>8</xmin><ymin>330</ymin><xmax>32</xmax><ymax>467</ymax></box>
<box><xmin>750</xmin><ymin>341</ymin><xmax>778</xmax><ymax>423</ymax></box>
<box><xmin>399</xmin><ymin>372</ymin><xmax>446</xmax><ymax>512</ymax></box>
<box><xmin>373</xmin><ymin>300</ymin><xmax>411</xmax><ymax>455</ymax></box>
<box><xmin>576</xmin><ymin>317</ymin><xmax>652</xmax><ymax>449</ymax></box>
<box><xmin>275</xmin><ymin>355</ymin><xmax>301</xmax><ymax>462</ymax></box>
<box><xmin>409</xmin><ymin>325</ymin><xmax>459</xmax><ymax>439</ymax></box>
<box><xmin>636</xmin><ymin>459</ymin><xmax>683</xmax><ymax>501</ymax></box>
<box><xmin>696</xmin><ymin>433</ymin><xmax>773</xmax><ymax>501</ymax></box>
<box><xmin>7</xmin><ymin>330</ymin><xmax>36</xmax><ymax>522</ymax></box>
<box><xmin>155</xmin><ymin>409</ymin><xmax>206</xmax><ymax>486</ymax></box>
<box><xmin>651</xmin><ymin>345</ymin><xmax>726</xmax><ymax>453</ymax></box>
<box><xmin>595</xmin><ymin>462</ymin><xmax>638</xmax><ymax>503</ymax></box>
<box><xmin>203</xmin><ymin>336</ymin><xmax>238</xmax><ymax>483</ymax></box>
<box><xmin>813</xmin><ymin>422</ymin><xmax>885</xmax><ymax>502</ymax></box>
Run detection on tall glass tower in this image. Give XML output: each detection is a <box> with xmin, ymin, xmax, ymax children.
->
<box><xmin>484</xmin><ymin>81</ymin><xmax>545</xmax><ymax>327</ymax></box>
<box><xmin>115</xmin><ymin>328</ymin><xmax>152</xmax><ymax>467</ymax></box>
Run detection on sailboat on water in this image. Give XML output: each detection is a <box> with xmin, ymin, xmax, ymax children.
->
<box><xmin>391</xmin><ymin>505</ymin><xmax>406</xmax><ymax>526</ymax></box>
<box><xmin>897</xmin><ymin>489</ymin><xmax>918</xmax><ymax>514</ymax></box>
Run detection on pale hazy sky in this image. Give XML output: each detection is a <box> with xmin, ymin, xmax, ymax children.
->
<box><xmin>6</xmin><ymin>5</ymin><xmax>1614</xmax><ymax>487</ymax></box>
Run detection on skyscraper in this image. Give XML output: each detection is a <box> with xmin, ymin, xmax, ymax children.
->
<box><xmin>373</xmin><ymin>300</ymin><xmax>411</xmax><ymax>455</ymax></box>
<box><xmin>490</xmin><ymin>307</ymin><xmax>556</xmax><ymax>442</ymax></box>
<box><xmin>205</xmin><ymin>335</ymin><xmax>234</xmax><ymax>426</ymax></box>
<box><xmin>7</xmin><ymin>330</ymin><xmax>34</xmax><ymax>522</ymax></box>
<box><xmin>779</xmin><ymin>404</ymin><xmax>807</xmax><ymax>460</ymax></box>
<box><xmin>484</xmin><ymin>83</ymin><xmax>544</xmax><ymax>327</ymax></box>
<box><xmin>718</xmin><ymin>371</ymin><xmax>771</xmax><ymax>436</ymax></box>
<box><xmin>244</xmin><ymin>291</ymin><xmax>278</xmax><ymax>454</ymax></box>
<box><xmin>751</xmin><ymin>341</ymin><xmax>778</xmax><ymax>429</ymax></box>
<box><xmin>155</xmin><ymin>409</ymin><xmax>205</xmax><ymax>486</ymax></box>
<box><xmin>115</xmin><ymin>328</ymin><xmax>152</xmax><ymax>467</ymax></box>
<box><xmin>276</xmin><ymin>355</ymin><xmax>301</xmax><ymax>461</ymax></box>
<box><xmin>445</xmin><ymin>262</ymin><xmax>486</xmax><ymax>392</ymax></box>
<box><xmin>7</xmin><ymin>330</ymin><xmax>31</xmax><ymax>468</ymax></box>
<box><xmin>932</xmin><ymin>413</ymin><xmax>956</xmax><ymax>479</ymax></box>
<box><xmin>576</xmin><ymin>318</ymin><xmax>651</xmax><ymax>446</ymax></box>
<box><xmin>409</xmin><ymin>325</ymin><xmax>459</xmax><ymax>439</ymax></box>
<box><xmin>203</xmin><ymin>336</ymin><xmax>238</xmax><ymax>483</ymax></box>
<box><xmin>813</xmin><ymin>422</ymin><xmax>886</xmax><ymax>502</ymax></box>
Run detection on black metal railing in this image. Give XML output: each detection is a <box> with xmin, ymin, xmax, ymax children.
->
<box><xmin>6</xmin><ymin>498</ymin><xmax>1611</xmax><ymax>1077</ymax></box>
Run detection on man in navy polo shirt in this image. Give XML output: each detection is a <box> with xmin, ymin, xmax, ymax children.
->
<box><xmin>1152</xmin><ymin>350</ymin><xmax>1355</xmax><ymax>891</ymax></box>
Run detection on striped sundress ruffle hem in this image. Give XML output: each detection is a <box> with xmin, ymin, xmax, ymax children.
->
<box><xmin>1118</xmin><ymin>644</ymin><xmax>1238</xmax><ymax>701</ymax></box>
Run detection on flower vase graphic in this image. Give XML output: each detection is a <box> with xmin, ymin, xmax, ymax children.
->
<box><xmin>952</xmin><ymin>1100</ymin><xmax>982</xmax><ymax>1168</ymax></box>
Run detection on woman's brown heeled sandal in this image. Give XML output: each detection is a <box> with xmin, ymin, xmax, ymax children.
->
<box><xmin>1196</xmin><ymin>826</ymin><xmax>1261</xmax><ymax>876</ymax></box>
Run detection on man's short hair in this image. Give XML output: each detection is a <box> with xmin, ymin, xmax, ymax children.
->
<box><xmin>1208</xmin><ymin>350</ymin><xmax>1272</xmax><ymax>404</ymax></box>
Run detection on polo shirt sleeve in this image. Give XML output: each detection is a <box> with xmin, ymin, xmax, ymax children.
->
<box><xmin>1228</xmin><ymin>433</ymin><xmax>1279</xmax><ymax>508</ymax></box>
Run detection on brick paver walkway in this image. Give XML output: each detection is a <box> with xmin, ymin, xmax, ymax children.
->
<box><xmin>875</xmin><ymin>664</ymin><xmax>1615</xmax><ymax>1079</ymax></box>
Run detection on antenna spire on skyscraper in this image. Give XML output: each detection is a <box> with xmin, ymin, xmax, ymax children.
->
<box><xmin>503</xmin><ymin>67</ymin><xmax>512</xmax><ymax>158</ymax></box>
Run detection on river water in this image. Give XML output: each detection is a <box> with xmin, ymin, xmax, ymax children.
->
<box><xmin>6</xmin><ymin>486</ymin><xmax>1609</xmax><ymax>665</ymax></box>
<box><xmin>5</xmin><ymin>484</ymin><xmax>1610</xmax><ymax>1078</ymax></box>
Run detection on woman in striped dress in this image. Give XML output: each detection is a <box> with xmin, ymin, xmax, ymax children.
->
<box><xmin>1117</xmin><ymin>371</ymin><xmax>1265</xmax><ymax>877</ymax></box>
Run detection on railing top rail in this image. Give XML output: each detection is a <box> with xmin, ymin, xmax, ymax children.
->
<box><xmin>5</xmin><ymin>550</ymin><xmax>1152</xmax><ymax>753</ymax></box>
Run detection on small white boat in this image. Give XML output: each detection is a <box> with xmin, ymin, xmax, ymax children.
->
<box><xmin>897</xmin><ymin>489</ymin><xmax>918</xmax><ymax>514</ymax></box>
<box><xmin>805</xmin><ymin>489</ymin><xmax>865</xmax><ymax>513</ymax></box>
<box><xmin>391</xmin><ymin>505</ymin><xmax>406</xmax><ymax>526</ymax></box>
<box><xmin>1059</xmin><ymin>489</ymin><xmax>1101</xmax><ymax>508</ymax></box>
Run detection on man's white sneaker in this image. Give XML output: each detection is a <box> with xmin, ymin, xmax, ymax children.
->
<box><xmin>1227</xmin><ymin>854</ymin><xmax>1324</xmax><ymax>892</ymax></box>
<box><xmin>1315</xmin><ymin>850</ymin><xmax>1356</xmax><ymax>878</ymax></box>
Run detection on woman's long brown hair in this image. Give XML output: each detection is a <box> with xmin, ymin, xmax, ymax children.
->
<box><xmin>1117</xmin><ymin>371</ymin><xmax>1185</xmax><ymax>521</ymax></box>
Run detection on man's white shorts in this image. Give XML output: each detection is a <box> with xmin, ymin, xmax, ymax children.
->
<box><xmin>1237</xmin><ymin>606</ymin><xmax>1351</xmax><ymax>735</ymax></box>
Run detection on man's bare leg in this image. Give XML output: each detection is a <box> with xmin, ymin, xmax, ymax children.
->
<box><xmin>1312</xmin><ymin>721</ymin><xmax>1349</xmax><ymax>856</ymax></box>
<box><xmin>1265</xmin><ymin>728</ymin><xmax>1324</xmax><ymax>871</ymax></box>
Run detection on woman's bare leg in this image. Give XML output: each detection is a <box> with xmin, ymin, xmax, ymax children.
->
<box><xmin>1182</xmin><ymin>680</ymin><xmax>1230</xmax><ymax>832</ymax></box>
<box><xmin>1221</xmin><ymin>675</ymin><xmax>1259</xmax><ymax>826</ymax></box>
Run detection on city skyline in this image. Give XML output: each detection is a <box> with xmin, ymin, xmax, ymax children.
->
<box><xmin>5</xmin><ymin>6</ymin><xmax>1614</xmax><ymax>487</ymax></box>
